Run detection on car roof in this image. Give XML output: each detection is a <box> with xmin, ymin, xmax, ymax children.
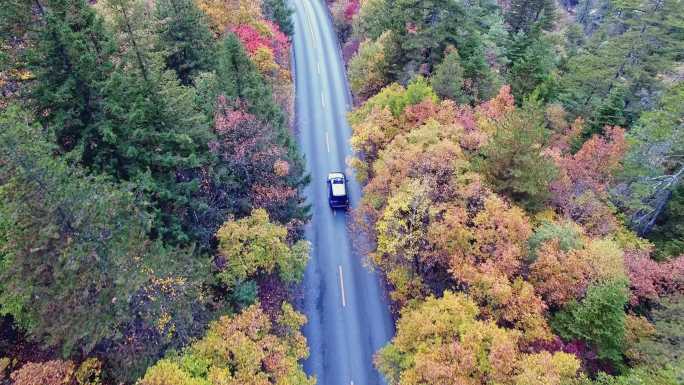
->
<box><xmin>331</xmin><ymin>182</ymin><xmax>346</xmax><ymax>197</ymax></box>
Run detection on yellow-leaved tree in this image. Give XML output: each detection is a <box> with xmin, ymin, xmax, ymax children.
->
<box><xmin>216</xmin><ymin>208</ymin><xmax>309</xmax><ymax>287</ymax></box>
<box><xmin>139</xmin><ymin>302</ymin><xmax>314</xmax><ymax>385</ymax></box>
<box><xmin>375</xmin><ymin>291</ymin><xmax>580</xmax><ymax>385</ymax></box>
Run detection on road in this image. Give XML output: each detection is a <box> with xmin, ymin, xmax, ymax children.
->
<box><xmin>290</xmin><ymin>0</ymin><xmax>394</xmax><ymax>384</ymax></box>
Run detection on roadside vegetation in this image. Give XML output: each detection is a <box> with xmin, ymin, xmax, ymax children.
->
<box><xmin>337</xmin><ymin>0</ymin><xmax>684</xmax><ymax>383</ymax></box>
<box><xmin>0</xmin><ymin>0</ymin><xmax>313</xmax><ymax>383</ymax></box>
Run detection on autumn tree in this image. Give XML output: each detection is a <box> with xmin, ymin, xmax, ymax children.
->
<box><xmin>376</xmin><ymin>291</ymin><xmax>579</xmax><ymax>385</ymax></box>
<box><xmin>530</xmin><ymin>240</ymin><xmax>594</xmax><ymax>308</ymax></box>
<box><xmin>441</xmin><ymin>192</ymin><xmax>533</xmax><ymax>283</ymax></box>
<box><xmin>514</xmin><ymin>351</ymin><xmax>581</xmax><ymax>385</ymax></box>
<box><xmin>209</xmin><ymin>33</ymin><xmax>287</xmax><ymax>135</ymax></box>
<box><xmin>350</xmin><ymin>77</ymin><xmax>438</xmax><ymax>121</ymax></box>
<box><xmin>10</xmin><ymin>358</ymin><xmax>103</xmax><ymax>385</ymax></box>
<box><xmin>216</xmin><ymin>209</ymin><xmax>309</xmax><ymax>287</ymax></box>
<box><xmin>348</xmin><ymin>105</ymin><xmax>398</xmax><ymax>180</ymax></box>
<box><xmin>550</xmin><ymin>126</ymin><xmax>627</xmax><ymax>236</ymax></box>
<box><xmin>466</xmin><ymin>270</ymin><xmax>552</xmax><ymax>343</ymax></box>
<box><xmin>624</xmin><ymin>249</ymin><xmax>684</xmax><ymax>306</ymax></box>
<box><xmin>10</xmin><ymin>360</ymin><xmax>76</xmax><ymax>385</ymax></box>
<box><xmin>531</xmin><ymin>236</ymin><xmax>626</xmax><ymax>309</ymax></box>
<box><xmin>373</xmin><ymin>179</ymin><xmax>435</xmax><ymax>306</ymax></box>
<box><xmin>195</xmin><ymin>0</ymin><xmax>264</xmax><ymax>34</ymax></box>
<box><xmin>209</xmin><ymin>95</ymin><xmax>307</xmax><ymax>224</ymax></box>
<box><xmin>139</xmin><ymin>302</ymin><xmax>314</xmax><ymax>385</ymax></box>
<box><xmin>348</xmin><ymin>31</ymin><xmax>394</xmax><ymax>100</ymax></box>
<box><xmin>349</xmin><ymin>78</ymin><xmax>439</xmax><ymax>180</ymax></box>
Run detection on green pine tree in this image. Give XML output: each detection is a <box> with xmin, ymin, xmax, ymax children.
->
<box><xmin>98</xmin><ymin>57</ymin><xmax>213</xmax><ymax>245</ymax></box>
<box><xmin>88</xmin><ymin>0</ymin><xmax>220</xmax><ymax>245</ymax></box>
<box><xmin>262</xmin><ymin>0</ymin><xmax>294</xmax><ymax>36</ymax></box>
<box><xmin>153</xmin><ymin>0</ymin><xmax>215</xmax><ymax>85</ymax></box>
<box><xmin>0</xmin><ymin>105</ymin><xmax>202</xmax><ymax>358</ymax></box>
<box><xmin>551</xmin><ymin>280</ymin><xmax>629</xmax><ymax>365</ymax></box>
<box><xmin>24</xmin><ymin>0</ymin><xmax>115</xmax><ymax>153</ymax></box>
<box><xmin>430</xmin><ymin>47</ymin><xmax>467</xmax><ymax>103</ymax></box>
<box><xmin>354</xmin><ymin>0</ymin><xmax>502</xmax><ymax>91</ymax></box>
<box><xmin>476</xmin><ymin>102</ymin><xmax>558</xmax><ymax>211</ymax></box>
<box><xmin>507</xmin><ymin>29</ymin><xmax>555</xmax><ymax>102</ymax></box>
<box><xmin>505</xmin><ymin>0</ymin><xmax>556</xmax><ymax>33</ymax></box>
<box><xmin>557</xmin><ymin>0</ymin><xmax>684</xmax><ymax>135</ymax></box>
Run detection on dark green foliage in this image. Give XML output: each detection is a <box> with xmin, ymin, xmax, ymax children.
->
<box><xmin>0</xmin><ymin>0</ymin><xmax>33</xmax><ymax>37</ymax></box>
<box><xmin>0</xmin><ymin>105</ymin><xmax>142</xmax><ymax>355</ymax></box>
<box><xmin>632</xmin><ymin>295</ymin><xmax>684</xmax><ymax>368</ymax></box>
<box><xmin>355</xmin><ymin>0</ymin><xmax>502</xmax><ymax>95</ymax></box>
<box><xmin>17</xmin><ymin>0</ymin><xmax>232</xmax><ymax>247</ymax></box>
<box><xmin>25</xmin><ymin>0</ymin><xmax>115</xmax><ymax>153</ymax></box>
<box><xmin>647</xmin><ymin>185</ymin><xmax>684</xmax><ymax>260</ymax></box>
<box><xmin>213</xmin><ymin>33</ymin><xmax>287</xmax><ymax>137</ymax></box>
<box><xmin>459</xmin><ymin>43</ymin><xmax>501</xmax><ymax>103</ymax></box>
<box><xmin>262</xmin><ymin>0</ymin><xmax>294</xmax><ymax>36</ymax></box>
<box><xmin>505</xmin><ymin>0</ymin><xmax>556</xmax><ymax>33</ymax></box>
<box><xmin>563</xmin><ymin>23</ymin><xmax>586</xmax><ymax>57</ymax></box>
<box><xmin>556</xmin><ymin>0</ymin><xmax>684</xmax><ymax>135</ymax></box>
<box><xmin>430</xmin><ymin>47</ymin><xmax>466</xmax><ymax>103</ymax></box>
<box><xmin>585</xmin><ymin>363</ymin><xmax>684</xmax><ymax>385</ymax></box>
<box><xmin>507</xmin><ymin>30</ymin><xmax>555</xmax><ymax>102</ymax></box>
<box><xmin>477</xmin><ymin>104</ymin><xmax>557</xmax><ymax>211</ymax></box>
<box><xmin>617</xmin><ymin>83</ymin><xmax>683</xmax><ymax>244</ymax></box>
<box><xmin>96</xmin><ymin>57</ymin><xmax>213</xmax><ymax>245</ymax></box>
<box><xmin>230</xmin><ymin>280</ymin><xmax>259</xmax><ymax>309</ymax></box>
<box><xmin>590</xmin><ymin>85</ymin><xmax>629</xmax><ymax>134</ymax></box>
<box><xmin>154</xmin><ymin>0</ymin><xmax>215</xmax><ymax>85</ymax></box>
<box><xmin>0</xmin><ymin>106</ymin><xmax>205</xmax><ymax>358</ymax></box>
<box><xmin>379</xmin><ymin>0</ymin><xmax>467</xmax><ymax>78</ymax></box>
<box><xmin>528</xmin><ymin>220</ymin><xmax>583</xmax><ymax>262</ymax></box>
<box><xmin>552</xmin><ymin>280</ymin><xmax>629</xmax><ymax>365</ymax></box>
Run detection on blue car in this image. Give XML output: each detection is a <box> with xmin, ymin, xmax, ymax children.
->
<box><xmin>327</xmin><ymin>172</ymin><xmax>349</xmax><ymax>209</ymax></box>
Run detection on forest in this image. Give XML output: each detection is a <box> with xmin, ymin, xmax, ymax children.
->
<box><xmin>0</xmin><ymin>0</ymin><xmax>682</xmax><ymax>384</ymax></box>
<box><xmin>0</xmin><ymin>0</ymin><xmax>314</xmax><ymax>383</ymax></box>
<box><xmin>333</xmin><ymin>0</ymin><xmax>684</xmax><ymax>383</ymax></box>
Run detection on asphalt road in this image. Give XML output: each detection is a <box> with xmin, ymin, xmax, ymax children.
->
<box><xmin>290</xmin><ymin>1</ymin><xmax>395</xmax><ymax>384</ymax></box>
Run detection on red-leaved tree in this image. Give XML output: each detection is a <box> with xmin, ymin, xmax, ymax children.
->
<box><xmin>550</xmin><ymin>126</ymin><xmax>627</xmax><ymax>235</ymax></box>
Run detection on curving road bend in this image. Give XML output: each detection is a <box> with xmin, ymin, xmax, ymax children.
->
<box><xmin>290</xmin><ymin>0</ymin><xmax>394</xmax><ymax>384</ymax></box>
